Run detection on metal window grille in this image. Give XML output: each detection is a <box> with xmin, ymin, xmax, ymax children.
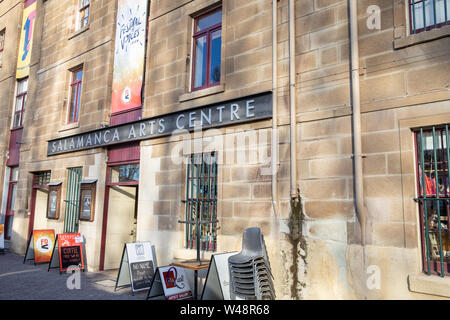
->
<box><xmin>409</xmin><ymin>0</ymin><xmax>449</xmax><ymax>34</ymax></box>
<box><xmin>184</xmin><ymin>152</ymin><xmax>218</xmax><ymax>251</ymax></box>
<box><xmin>63</xmin><ymin>167</ymin><xmax>82</xmax><ymax>233</ymax></box>
<box><xmin>415</xmin><ymin>125</ymin><xmax>450</xmax><ymax>277</ymax></box>
<box><xmin>34</xmin><ymin>171</ymin><xmax>51</xmax><ymax>186</ymax></box>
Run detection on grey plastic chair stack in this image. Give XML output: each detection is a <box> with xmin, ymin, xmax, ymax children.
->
<box><xmin>228</xmin><ymin>227</ymin><xmax>276</xmax><ymax>300</ymax></box>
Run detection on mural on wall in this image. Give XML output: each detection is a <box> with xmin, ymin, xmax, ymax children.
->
<box><xmin>16</xmin><ymin>0</ymin><xmax>37</xmax><ymax>79</ymax></box>
<box><xmin>111</xmin><ymin>0</ymin><xmax>148</xmax><ymax>114</ymax></box>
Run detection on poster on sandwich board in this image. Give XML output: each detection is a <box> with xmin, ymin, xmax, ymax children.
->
<box><xmin>0</xmin><ymin>224</ymin><xmax>4</xmax><ymax>254</ymax></box>
<box><xmin>23</xmin><ymin>229</ymin><xmax>55</xmax><ymax>264</ymax></box>
<box><xmin>147</xmin><ymin>265</ymin><xmax>192</xmax><ymax>300</ymax></box>
<box><xmin>115</xmin><ymin>242</ymin><xmax>157</xmax><ymax>294</ymax></box>
<box><xmin>48</xmin><ymin>233</ymin><xmax>87</xmax><ymax>273</ymax></box>
<box><xmin>201</xmin><ymin>252</ymin><xmax>240</xmax><ymax>300</ymax></box>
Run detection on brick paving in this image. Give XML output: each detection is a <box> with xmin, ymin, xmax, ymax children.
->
<box><xmin>0</xmin><ymin>251</ymin><xmax>147</xmax><ymax>300</ymax></box>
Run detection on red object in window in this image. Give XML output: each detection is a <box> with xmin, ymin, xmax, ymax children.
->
<box><xmin>68</xmin><ymin>68</ymin><xmax>83</xmax><ymax>123</ymax></box>
<box><xmin>191</xmin><ymin>8</ymin><xmax>222</xmax><ymax>91</ymax></box>
<box><xmin>425</xmin><ymin>175</ymin><xmax>436</xmax><ymax>195</ymax></box>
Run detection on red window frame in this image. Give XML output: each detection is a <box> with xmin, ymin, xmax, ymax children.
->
<box><xmin>191</xmin><ymin>8</ymin><xmax>222</xmax><ymax>92</ymax></box>
<box><xmin>67</xmin><ymin>68</ymin><xmax>83</xmax><ymax>124</ymax></box>
<box><xmin>13</xmin><ymin>78</ymin><xmax>27</xmax><ymax>129</ymax></box>
<box><xmin>5</xmin><ymin>167</ymin><xmax>19</xmax><ymax>240</ymax></box>
<box><xmin>409</xmin><ymin>0</ymin><xmax>450</xmax><ymax>34</ymax></box>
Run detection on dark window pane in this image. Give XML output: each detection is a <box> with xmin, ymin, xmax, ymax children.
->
<box><xmin>196</xmin><ymin>10</ymin><xmax>222</xmax><ymax>31</ymax></box>
<box><xmin>69</xmin><ymin>85</ymin><xmax>78</xmax><ymax>122</ymax></box>
<box><xmin>110</xmin><ymin>164</ymin><xmax>140</xmax><ymax>183</ymax></box>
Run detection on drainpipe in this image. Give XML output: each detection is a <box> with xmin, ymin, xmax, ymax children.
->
<box><xmin>349</xmin><ymin>0</ymin><xmax>368</xmax><ymax>247</ymax></box>
<box><xmin>272</xmin><ymin>0</ymin><xmax>279</xmax><ymax>218</ymax></box>
<box><xmin>289</xmin><ymin>0</ymin><xmax>298</xmax><ymax>202</ymax></box>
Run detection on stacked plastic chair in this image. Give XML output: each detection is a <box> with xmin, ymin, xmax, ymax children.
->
<box><xmin>228</xmin><ymin>227</ymin><xmax>276</xmax><ymax>300</ymax></box>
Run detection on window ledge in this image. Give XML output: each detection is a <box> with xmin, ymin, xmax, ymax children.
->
<box><xmin>59</xmin><ymin>122</ymin><xmax>80</xmax><ymax>132</ymax></box>
<box><xmin>179</xmin><ymin>84</ymin><xmax>225</xmax><ymax>103</ymax></box>
<box><xmin>394</xmin><ymin>25</ymin><xmax>450</xmax><ymax>50</ymax></box>
<box><xmin>68</xmin><ymin>26</ymin><xmax>90</xmax><ymax>40</ymax></box>
<box><xmin>408</xmin><ymin>274</ymin><xmax>450</xmax><ymax>298</ymax></box>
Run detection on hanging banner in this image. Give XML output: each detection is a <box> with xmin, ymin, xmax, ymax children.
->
<box><xmin>16</xmin><ymin>0</ymin><xmax>37</xmax><ymax>79</ymax></box>
<box><xmin>0</xmin><ymin>224</ymin><xmax>4</xmax><ymax>253</ymax></box>
<box><xmin>111</xmin><ymin>0</ymin><xmax>148</xmax><ymax>114</ymax></box>
<box><xmin>115</xmin><ymin>242</ymin><xmax>158</xmax><ymax>294</ymax></box>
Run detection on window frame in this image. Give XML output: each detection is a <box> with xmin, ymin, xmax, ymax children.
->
<box><xmin>77</xmin><ymin>0</ymin><xmax>90</xmax><ymax>31</ymax></box>
<box><xmin>408</xmin><ymin>0</ymin><xmax>450</xmax><ymax>34</ymax></box>
<box><xmin>67</xmin><ymin>67</ymin><xmax>83</xmax><ymax>124</ymax></box>
<box><xmin>47</xmin><ymin>184</ymin><xmax>61</xmax><ymax>220</ymax></box>
<box><xmin>0</xmin><ymin>29</ymin><xmax>5</xmax><ymax>68</ymax></box>
<box><xmin>184</xmin><ymin>152</ymin><xmax>218</xmax><ymax>252</ymax></box>
<box><xmin>191</xmin><ymin>7</ymin><xmax>222</xmax><ymax>92</ymax></box>
<box><xmin>79</xmin><ymin>182</ymin><xmax>96</xmax><ymax>222</ymax></box>
<box><xmin>12</xmin><ymin>78</ymin><xmax>28</xmax><ymax>129</ymax></box>
<box><xmin>414</xmin><ymin>125</ymin><xmax>450</xmax><ymax>277</ymax></box>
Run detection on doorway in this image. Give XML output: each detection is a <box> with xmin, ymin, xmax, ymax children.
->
<box><xmin>100</xmin><ymin>162</ymin><xmax>139</xmax><ymax>270</ymax></box>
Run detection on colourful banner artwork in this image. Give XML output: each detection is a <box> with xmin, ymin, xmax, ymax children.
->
<box><xmin>32</xmin><ymin>229</ymin><xmax>55</xmax><ymax>263</ymax></box>
<box><xmin>16</xmin><ymin>0</ymin><xmax>37</xmax><ymax>79</ymax></box>
<box><xmin>111</xmin><ymin>0</ymin><xmax>148</xmax><ymax>114</ymax></box>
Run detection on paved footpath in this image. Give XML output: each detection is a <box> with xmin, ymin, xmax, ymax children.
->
<box><xmin>0</xmin><ymin>251</ymin><xmax>147</xmax><ymax>300</ymax></box>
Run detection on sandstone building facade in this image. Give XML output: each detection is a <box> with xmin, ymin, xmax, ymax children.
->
<box><xmin>0</xmin><ymin>0</ymin><xmax>449</xmax><ymax>299</ymax></box>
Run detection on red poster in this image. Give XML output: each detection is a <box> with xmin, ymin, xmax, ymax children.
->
<box><xmin>58</xmin><ymin>233</ymin><xmax>85</xmax><ymax>272</ymax></box>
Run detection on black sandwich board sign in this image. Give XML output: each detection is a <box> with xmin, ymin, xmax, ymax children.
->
<box><xmin>146</xmin><ymin>265</ymin><xmax>192</xmax><ymax>300</ymax></box>
<box><xmin>201</xmin><ymin>252</ymin><xmax>239</xmax><ymax>300</ymax></box>
<box><xmin>48</xmin><ymin>233</ymin><xmax>87</xmax><ymax>274</ymax></box>
<box><xmin>115</xmin><ymin>242</ymin><xmax>157</xmax><ymax>295</ymax></box>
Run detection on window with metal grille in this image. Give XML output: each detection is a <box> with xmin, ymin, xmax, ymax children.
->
<box><xmin>415</xmin><ymin>125</ymin><xmax>450</xmax><ymax>277</ymax></box>
<box><xmin>64</xmin><ymin>167</ymin><xmax>82</xmax><ymax>233</ymax></box>
<box><xmin>184</xmin><ymin>152</ymin><xmax>218</xmax><ymax>251</ymax></box>
<box><xmin>34</xmin><ymin>171</ymin><xmax>51</xmax><ymax>187</ymax></box>
<box><xmin>409</xmin><ymin>0</ymin><xmax>450</xmax><ymax>34</ymax></box>
<box><xmin>68</xmin><ymin>68</ymin><xmax>83</xmax><ymax>124</ymax></box>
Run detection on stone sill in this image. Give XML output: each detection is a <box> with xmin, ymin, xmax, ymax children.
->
<box><xmin>58</xmin><ymin>122</ymin><xmax>79</xmax><ymax>132</ymax></box>
<box><xmin>178</xmin><ymin>84</ymin><xmax>225</xmax><ymax>103</ymax></box>
<box><xmin>394</xmin><ymin>25</ymin><xmax>450</xmax><ymax>49</ymax></box>
<box><xmin>408</xmin><ymin>274</ymin><xmax>450</xmax><ymax>298</ymax></box>
<box><xmin>68</xmin><ymin>26</ymin><xmax>90</xmax><ymax>41</ymax></box>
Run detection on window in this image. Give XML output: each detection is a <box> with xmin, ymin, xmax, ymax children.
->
<box><xmin>63</xmin><ymin>167</ymin><xmax>82</xmax><ymax>233</ymax></box>
<box><xmin>415</xmin><ymin>125</ymin><xmax>450</xmax><ymax>277</ymax></box>
<box><xmin>0</xmin><ymin>29</ymin><xmax>5</xmax><ymax>68</ymax></box>
<box><xmin>184</xmin><ymin>152</ymin><xmax>218</xmax><ymax>251</ymax></box>
<box><xmin>191</xmin><ymin>8</ymin><xmax>222</xmax><ymax>91</ymax></box>
<box><xmin>79</xmin><ymin>182</ymin><xmax>96</xmax><ymax>222</ymax></box>
<box><xmin>13</xmin><ymin>78</ymin><xmax>28</xmax><ymax>128</ymax></box>
<box><xmin>409</xmin><ymin>0</ymin><xmax>450</xmax><ymax>34</ymax></box>
<box><xmin>47</xmin><ymin>184</ymin><xmax>61</xmax><ymax>220</ymax></box>
<box><xmin>5</xmin><ymin>167</ymin><xmax>19</xmax><ymax>240</ymax></box>
<box><xmin>68</xmin><ymin>68</ymin><xmax>83</xmax><ymax>124</ymax></box>
<box><xmin>109</xmin><ymin>164</ymin><xmax>140</xmax><ymax>184</ymax></box>
<box><xmin>77</xmin><ymin>0</ymin><xmax>90</xmax><ymax>30</ymax></box>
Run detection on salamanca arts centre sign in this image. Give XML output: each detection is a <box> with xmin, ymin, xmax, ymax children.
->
<box><xmin>47</xmin><ymin>92</ymin><xmax>272</xmax><ymax>156</ymax></box>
